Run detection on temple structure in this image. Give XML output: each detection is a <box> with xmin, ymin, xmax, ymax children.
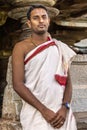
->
<box><xmin>0</xmin><ymin>0</ymin><xmax>87</xmax><ymax>129</ymax></box>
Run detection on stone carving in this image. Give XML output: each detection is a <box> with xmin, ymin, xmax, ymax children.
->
<box><xmin>8</xmin><ymin>4</ymin><xmax>59</xmax><ymax>23</ymax></box>
<box><xmin>6</xmin><ymin>0</ymin><xmax>57</xmax><ymax>6</ymax></box>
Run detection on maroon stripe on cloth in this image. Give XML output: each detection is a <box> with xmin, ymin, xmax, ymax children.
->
<box><xmin>24</xmin><ymin>41</ymin><xmax>56</xmax><ymax>65</ymax></box>
<box><xmin>55</xmin><ymin>74</ymin><xmax>67</xmax><ymax>86</ymax></box>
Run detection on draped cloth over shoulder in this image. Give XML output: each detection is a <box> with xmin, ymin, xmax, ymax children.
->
<box><xmin>20</xmin><ymin>38</ymin><xmax>77</xmax><ymax>130</ymax></box>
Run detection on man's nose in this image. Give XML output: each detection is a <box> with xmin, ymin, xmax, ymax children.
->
<box><xmin>39</xmin><ymin>17</ymin><xmax>44</xmax><ymax>22</ymax></box>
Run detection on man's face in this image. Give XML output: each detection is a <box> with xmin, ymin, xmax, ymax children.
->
<box><xmin>27</xmin><ymin>8</ymin><xmax>50</xmax><ymax>34</ymax></box>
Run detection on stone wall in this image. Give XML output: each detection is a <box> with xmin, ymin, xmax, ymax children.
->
<box><xmin>70</xmin><ymin>54</ymin><xmax>87</xmax><ymax>112</ymax></box>
<box><xmin>2</xmin><ymin>56</ymin><xmax>22</xmax><ymax>121</ymax></box>
<box><xmin>0</xmin><ymin>58</ymin><xmax>8</xmax><ymax>117</ymax></box>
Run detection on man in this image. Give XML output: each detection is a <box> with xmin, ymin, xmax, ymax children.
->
<box><xmin>12</xmin><ymin>4</ymin><xmax>77</xmax><ymax>130</ymax></box>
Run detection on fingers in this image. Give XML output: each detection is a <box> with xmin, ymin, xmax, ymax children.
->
<box><xmin>50</xmin><ymin>113</ymin><xmax>65</xmax><ymax>128</ymax></box>
<box><xmin>54</xmin><ymin>118</ymin><xmax>65</xmax><ymax>128</ymax></box>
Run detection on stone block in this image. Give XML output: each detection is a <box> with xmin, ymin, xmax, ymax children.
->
<box><xmin>2</xmin><ymin>56</ymin><xmax>22</xmax><ymax>121</ymax></box>
<box><xmin>2</xmin><ymin>85</ymin><xmax>22</xmax><ymax>120</ymax></box>
<box><xmin>70</xmin><ymin>54</ymin><xmax>87</xmax><ymax>112</ymax></box>
<box><xmin>0</xmin><ymin>119</ymin><xmax>22</xmax><ymax>130</ymax></box>
<box><xmin>74</xmin><ymin>112</ymin><xmax>87</xmax><ymax>130</ymax></box>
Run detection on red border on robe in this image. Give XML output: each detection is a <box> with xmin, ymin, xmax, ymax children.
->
<box><xmin>24</xmin><ymin>41</ymin><xmax>56</xmax><ymax>65</ymax></box>
<box><xmin>24</xmin><ymin>40</ymin><xmax>67</xmax><ymax>86</ymax></box>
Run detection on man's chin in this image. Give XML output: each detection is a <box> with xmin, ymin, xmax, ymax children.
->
<box><xmin>37</xmin><ymin>30</ymin><xmax>47</xmax><ymax>35</ymax></box>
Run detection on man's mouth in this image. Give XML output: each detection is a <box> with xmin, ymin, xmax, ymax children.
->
<box><xmin>38</xmin><ymin>25</ymin><xmax>45</xmax><ymax>28</ymax></box>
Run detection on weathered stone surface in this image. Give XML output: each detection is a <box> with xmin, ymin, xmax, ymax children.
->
<box><xmin>74</xmin><ymin>112</ymin><xmax>87</xmax><ymax>130</ymax></box>
<box><xmin>54</xmin><ymin>1</ymin><xmax>87</xmax><ymax>28</ymax></box>
<box><xmin>6</xmin><ymin>0</ymin><xmax>57</xmax><ymax>6</ymax></box>
<box><xmin>54</xmin><ymin>19</ymin><xmax>87</xmax><ymax>28</ymax></box>
<box><xmin>8</xmin><ymin>6</ymin><xmax>59</xmax><ymax>23</ymax></box>
<box><xmin>7</xmin><ymin>0</ymin><xmax>59</xmax><ymax>23</ymax></box>
<box><xmin>70</xmin><ymin>55</ymin><xmax>87</xmax><ymax>112</ymax></box>
<box><xmin>0</xmin><ymin>119</ymin><xmax>22</xmax><ymax>130</ymax></box>
<box><xmin>2</xmin><ymin>57</ymin><xmax>22</xmax><ymax>121</ymax></box>
<box><xmin>0</xmin><ymin>113</ymin><xmax>87</xmax><ymax>130</ymax></box>
<box><xmin>0</xmin><ymin>11</ymin><xmax>8</xmax><ymax>26</ymax></box>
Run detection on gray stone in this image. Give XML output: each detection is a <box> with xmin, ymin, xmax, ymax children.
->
<box><xmin>70</xmin><ymin>54</ymin><xmax>87</xmax><ymax>112</ymax></box>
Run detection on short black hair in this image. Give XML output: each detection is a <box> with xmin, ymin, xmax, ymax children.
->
<box><xmin>27</xmin><ymin>4</ymin><xmax>48</xmax><ymax>20</ymax></box>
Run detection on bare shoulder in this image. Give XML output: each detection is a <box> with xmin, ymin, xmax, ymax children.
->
<box><xmin>12</xmin><ymin>38</ymin><xmax>33</xmax><ymax>57</ymax></box>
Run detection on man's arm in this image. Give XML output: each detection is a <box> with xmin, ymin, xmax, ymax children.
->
<box><xmin>50</xmin><ymin>69</ymin><xmax>72</xmax><ymax>128</ymax></box>
<box><xmin>62</xmin><ymin>69</ymin><xmax>72</xmax><ymax>104</ymax></box>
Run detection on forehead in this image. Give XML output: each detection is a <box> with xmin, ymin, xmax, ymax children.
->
<box><xmin>31</xmin><ymin>8</ymin><xmax>48</xmax><ymax>17</ymax></box>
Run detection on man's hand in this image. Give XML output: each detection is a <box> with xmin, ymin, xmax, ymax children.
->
<box><xmin>41</xmin><ymin>106</ymin><xmax>68</xmax><ymax>129</ymax></box>
<box><xmin>41</xmin><ymin>107</ymin><xmax>56</xmax><ymax>123</ymax></box>
<box><xmin>50</xmin><ymin>106</ymin><xmax>68</xmax><ymax>128</ymax></box>
<box><xmin>51</xmin><ymin>106</ymin><xmax>67</xmax><ymax>128</ymax></box>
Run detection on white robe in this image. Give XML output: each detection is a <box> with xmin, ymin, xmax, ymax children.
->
<box><xmin>20</xmin><ymin>39</ymin><xmax>77</xmax><ymax>130</ymax></box>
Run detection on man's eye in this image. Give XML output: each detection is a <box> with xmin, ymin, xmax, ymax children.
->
<box><xmin>33</xmin><ymin>17</ymin><xmax>38</xmax><ymax>20</ymax></box>
<box><xmin>43</xmin><ymin>16</ymin><xmax>47</xmax><ymax>19</ymax></box>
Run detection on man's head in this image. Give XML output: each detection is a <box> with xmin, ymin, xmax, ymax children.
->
<box><xmin>27</xmin><ymin>4</ymin><xmax>48</xmax><ymax>20</ymax></box>
<box><xmin>27</xmin><ymin>4</ymin><xmax>50</xmax><ymax>35</ymax></box>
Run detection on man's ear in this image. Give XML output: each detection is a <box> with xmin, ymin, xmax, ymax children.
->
<box><xmin>26</xmin><ymin>20</ymin><xmax>31</xmax><ymax>29</ymax></box>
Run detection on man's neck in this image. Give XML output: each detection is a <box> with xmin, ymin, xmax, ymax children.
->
<box><xmin>30</xmin><ymin>33</ymin><xmax>50</xmax><ymax>46</ymax></box>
